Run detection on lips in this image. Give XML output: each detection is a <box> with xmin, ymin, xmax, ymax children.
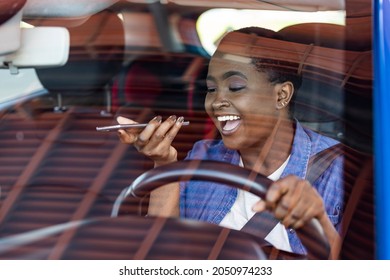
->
<box><xmin>217</xmin><ymin>115</ymin><xmax>241</xmax><ymax>134</ymax></box>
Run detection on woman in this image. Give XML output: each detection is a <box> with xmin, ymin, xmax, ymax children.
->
<box><xmin>116</xmin><ymin>27</ymin><xmax>343</xmax><ymax>258</ymax></box>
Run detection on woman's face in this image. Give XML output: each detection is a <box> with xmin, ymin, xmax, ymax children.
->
<box><xmin>205</xmin><ymin>53</ymin><xmax>282</xmax><ymax>150</ymax></box>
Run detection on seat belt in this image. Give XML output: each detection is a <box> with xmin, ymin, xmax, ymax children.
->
<box><xmin>241</xmin><ymin>143</ymin><xmax>344</xmax><ymax>240</ymax></box>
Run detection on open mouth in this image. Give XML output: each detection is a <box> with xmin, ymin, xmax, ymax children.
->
<box><xmin>217</xmin><ymin>115</ymin><xmax>242</xmax><ymax>133</ymax></box>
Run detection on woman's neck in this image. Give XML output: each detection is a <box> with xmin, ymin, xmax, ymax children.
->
<box><xmin>239</xmin><ymin>118</ymin><xmax>295</xmax><ymax>176</ymax></box>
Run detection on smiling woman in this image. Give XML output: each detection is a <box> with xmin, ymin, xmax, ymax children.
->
<box><xmin>117</xmin><ymin>26</ymin><xmax>344</xmax><ymax>258</ymax></box>
<box><xmin>186</xmin><ymin>27</ymin><xmax>344</xmax><ymax>257</ymax></box>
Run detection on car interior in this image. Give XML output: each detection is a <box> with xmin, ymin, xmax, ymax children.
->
<box><xmin>0</xmin><ymin>0</ymin><xmax>375</xmax><ymax>260</ymax></box>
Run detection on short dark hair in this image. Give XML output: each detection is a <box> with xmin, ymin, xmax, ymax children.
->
<box><xmin>229</xmin><ymin>27</ymin><xmax>302</xmax><ymax>116</ymax></box>
<box><xmin>234</xmin><ymin>27</ymin><xmax>302</xmax><ymax>87</ymax></box>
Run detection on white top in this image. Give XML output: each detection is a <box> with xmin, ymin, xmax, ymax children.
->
<box><xmin>219</xmin><ymin>156</ymin><xmax>292</xmax><ymax>252</ymax></box>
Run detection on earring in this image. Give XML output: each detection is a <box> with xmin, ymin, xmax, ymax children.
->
<box><xmin>278</xmin><ymin>100</ymin><xmax>287</xmax><ymax>108</ymax></box>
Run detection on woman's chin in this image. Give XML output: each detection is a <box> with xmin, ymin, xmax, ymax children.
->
<box><xmin>221</xmin><ymin>137</ymin><xmax>243</xmax><ymax>150</ymax></box>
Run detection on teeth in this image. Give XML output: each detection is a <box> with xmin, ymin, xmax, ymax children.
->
<box><xmin>217</xmin><ymin>115</ymin><xmax>241</xmax><ymax>121</ymax></box>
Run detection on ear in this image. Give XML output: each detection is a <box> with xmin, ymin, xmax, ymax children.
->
<box><xmin>276</xmin><ymin>82</ymin><xmax>294</xmax><ymax>110</ymax></box>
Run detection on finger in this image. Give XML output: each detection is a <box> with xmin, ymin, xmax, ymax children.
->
<box><xmin>135</xmin><ymin>115</ymin><xmax>162</xmax><ymax>147</ymax></box>
<box><xmin>277</xmin><ymin>180</ymin><xmax>306</xmax><ymax>224</ymax></box>
<box><xmin>267</xmin><ymin>176</ymin><xmax>303</xmax><ymax>220</ymax></box>
<box><xmin>273</xmin><ymin>199</ymin><xmax>289</xmax><ymax>221</ymax></box>
<box><xmin>282</xmin><ymin>185</ymin><xmax>321</xmax><ymax>228</ymax></box>
<box><xmin>160</xmin><ymin>116</ymin><xmax>186</xmax><ymax>145</ymax></box>
<box><xmin>116</xmin><ymin>116</ymin><xmax>140</xmax><ymax>144</ymax></box>
<box><xmin>116</xmin><ymin>115</ymin><xmax>137</xmax><ymax>125</ymax></box>
<box><xmin>147</xmin><ymin>115</ymin><xmax>178</xmax><ymax>145</ymax></box>
<box><xmin>282</xmin><ymin>208</ymin><xmax>305</xmax><ymax>229</ymax></box>
<box><xmin>265</xmin><ymin>179</ymin><xmax>290</xmax><ymax>206</ymax></box>
<box><xmin>252</xmin><ymin>200</ymin><xmax>266</xmax><ymax>212</ymax></box>
<box><xmin>282</xmin><ymin>206</ymin><xmax>305</xmax><ymax>228</ymax></box>
<box><xmin>288</xmin><ymin>204</ymin><xmax>318</xmax><ymax>229</ymax></box>
<box><xmin>117</xmin><ymin>129</ymin><xmax>137</xmax><ymax>144</ymax></box>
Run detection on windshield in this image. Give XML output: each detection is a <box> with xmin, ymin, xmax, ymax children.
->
<box><xmin>0</xmin><ymin>0</ymin><xmax>382</xmax><ymax>271</ymax></box>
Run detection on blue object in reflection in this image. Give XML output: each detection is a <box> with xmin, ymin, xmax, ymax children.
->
<box><xmin>373</xmin><ymin>0</ymin><xmax>390</xmax><ymax>260</ymax></box>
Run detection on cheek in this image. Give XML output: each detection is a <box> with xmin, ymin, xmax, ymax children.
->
<box><xmin>236</xmin><ymin>96</ymin><xmax>264</xmax><ymax>115</ymax></box>
<box><xmin>244</xmin><ymin>95</ymin><xmax>276</xmax><ymax>116</ymax></box>
<box><xmin>204</xmin><ymin>94</ymin><xmax>213</xmax><ymax>114</ymax></box>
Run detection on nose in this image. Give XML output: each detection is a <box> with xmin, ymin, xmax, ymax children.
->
<box><xmin>211</xmin><ymin>98</ymin><xmax>230</xmax><ymax>110</ymax></box>
<box><xmin>212</xmin><ymin>100</ymin><xmax>230</xmax><ymax>110</ymax></box>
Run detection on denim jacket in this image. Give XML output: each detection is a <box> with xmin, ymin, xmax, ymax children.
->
<box><xmin>179</xmin><ymin>121</ymin><xmax>344</xmax><ymax>255</ymax></box>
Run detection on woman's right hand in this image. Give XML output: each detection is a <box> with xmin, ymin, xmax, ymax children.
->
<box><xmin>116</xmin><ymin>115</ymin><xmax>185</xmax><ymax>167</ymax></box>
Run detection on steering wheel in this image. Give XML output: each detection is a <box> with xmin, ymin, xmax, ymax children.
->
<box><xmin>112</xmin><ymin>160</ymin><xmax>330</xmax><ymax>260</ymax></box>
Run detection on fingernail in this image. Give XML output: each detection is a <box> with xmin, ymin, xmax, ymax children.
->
<box><xmin>176</xmin><ymin>116</ymin><xmax>184</xmax><ymax>126</ymax></box>
<box><xmin>169</xmin><ymin>115</ymin><xmax>177</xmax><ymax>122</ymax></box>
<box><xmin>266</xmin><ymin>184</ymin><xmax>280</xmax><ymax>201</ymax></box>
<box><xmin>116</xmin><ymin>115</ymin><xmax>123</xmax><ymax>123</ymax></box>
<box><xmin>252</xmin><ymin>201</ymin><xmax>265</xmax><ymax>212</ymax></box>
<box><xmin>267</xmin><ymin>192</ymin><xmax>278</xmax><ymax>202</ymax></box>
<box><xmin>152</xmin><ymin>115</ymin><xmax>162</xmax><ymax>123</ymax></box>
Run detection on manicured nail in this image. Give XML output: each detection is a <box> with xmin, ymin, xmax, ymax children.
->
<box><xmin>169</xmin><ymin>115</ymin><xmax>177</xmax><ymax>122</ymax></box>
<box><xmin>152</xmin><ymin>115</ymin><xmax>162</xmax><ymax>123</ymax></box>
<box><xmin>252</xmin><ymin>200</ymin><xmax>265</xmax><ymax>212</ymax></box>
<box><xmin>176</xmin><ymin>116</ymin><xmax>184</xmax><ymax>126</ymax></box>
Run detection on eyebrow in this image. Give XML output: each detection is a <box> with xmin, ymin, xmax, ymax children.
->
<box><xmin>206</xmin><ymin>70</ymin><xmax>248</xmax><ymax>82</ymax></box>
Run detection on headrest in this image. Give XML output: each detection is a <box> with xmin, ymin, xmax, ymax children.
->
<box><xmin>35</xmin><ymin>10</ymin><xmax>124</xmax><ymax>93</ymax></box>
<box><xmin>278</xmin><ymin>23</ymin><xmax>372</xmax><ymax>86</ymax></box>
<box><xmin>279</xmin><ymin>23</ymin><xmax>372</xmax><ymax>122</ymax></box>
<box><xmin>218</xmin><ymin>25</ymin><xmax>372</xmax><ymax>88</ymax></box>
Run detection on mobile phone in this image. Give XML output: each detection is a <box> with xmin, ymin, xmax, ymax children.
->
<box><xmin>96</xmin><ymin>121</ymin><xmax>190</xmax><ymax>132</ymax></box>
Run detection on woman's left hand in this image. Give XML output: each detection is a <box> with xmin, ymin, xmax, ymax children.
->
<box><xmin>252</xmin><ymin>175</ymin><xmax>326</xmax><ymax>229</ymax></box>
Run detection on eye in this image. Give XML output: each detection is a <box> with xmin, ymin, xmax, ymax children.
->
<box><xmin>228</xmin><ymin>78</ymin><xmax>246</xmax><ymax>92</ymax></box>
<box><xmin>229</xmin><ymin>86</ymin><xmax>245</xmax><ymax>92</ymax></box>
<box><xmin>206</xmin><ymin>87</ymin><xmax>216</xmax><ymax>94</ymax></box>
